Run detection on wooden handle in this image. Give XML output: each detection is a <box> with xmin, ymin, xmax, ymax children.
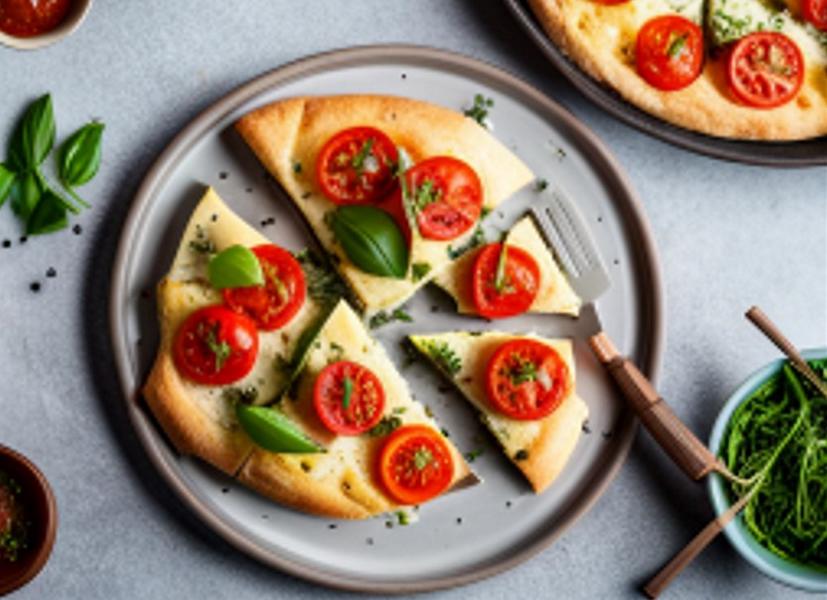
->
<box><xmin>746</xmin><ymin>306</ymin><xmax>827</xmax><ymax>398</ymax></box>
<box><xmin>643</xmin><ymin>492</ymin><xmax>750</xmax><ymax>598</ymax></box>
<box><xmin>590</xmin><ymin>333</ymin><xmax>721</xmax><ymax>480</ymax></box>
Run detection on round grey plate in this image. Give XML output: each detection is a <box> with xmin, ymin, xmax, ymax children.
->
<box><xmin>504</xmin><ymin>0</ymin><xmax>827</xmax><ymax>167</ymax></box>
<box><xmin>110</xmin><ymin>45</ymin><xmax>664</xmax><ymax>593</ymax></box>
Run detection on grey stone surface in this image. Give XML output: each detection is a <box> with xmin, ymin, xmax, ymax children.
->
<box><xmin>0</xmin><ymin>1</ymin><xmax>824</xmax><ymax>598</ymax></box>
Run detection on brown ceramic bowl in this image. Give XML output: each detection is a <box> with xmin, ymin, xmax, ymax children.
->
<box><xmin>0</xmin><ymin>446</ymin><xmax>57</xmax><ymax>596</ymax></box>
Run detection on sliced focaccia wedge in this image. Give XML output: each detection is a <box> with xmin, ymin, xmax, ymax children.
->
<box><xmin>143</xmin><ymin>187</ymin><xmax>323</xmax><ymax>475</ymax></box>
<box><xmin>433</xmin><ymin>215</ymin><xmax>581</xmax><ymax>318</ymax></box>
<box><xmin>409</xmin><ymin>331</ymin><xmax>588</xmax><ymax>493</ymax></box>
<box><xmin>235</xmin><ymin>94</ymin><xmax>534</xmax><ymax>313</ymax></box>
<box><xmin>238</xmin><ymin>299</ymin><xmax>472</xmax><ymax>519</ymax></box>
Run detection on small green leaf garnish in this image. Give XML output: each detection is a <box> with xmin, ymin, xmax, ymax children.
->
<box><xmin>510</xmin><ymin>356</ymin><xmax>538</xmax><ymax>385</ymax></box>
<box><xmin>422</xmin><ymin>340</ymin><xmax>462</xmax><ymax>376</ymax></box>
<box><xmin>330</xmin><ymin>205</ymin><xmax>408</xmax><ymax>279</ymax></box>
<box><xmin>463</xmin><ymin>94</ymin><xmax>494</xmax><ymax>127</ymax></box>
<box><xmin>58</xmin><ymin>121</ymin><xmax>103</xmax><ymax>208</ymax></box>
<box><xmin>369</xmin><ymin>307</ymin><xmax>413</xmax><ymax>330</ymax></box>
<box><xmin>342</xmin><ymin>376</ymin><xmax>354</xmax><ymax>410</ymax></box>
<box><xmin>411</xmin><ymin>262</ymin><xmax>432</xmax><ymax>282</ymax></box>
<box><xmin>9</xmin><ymin>94</ymin><xmax>55</xmax><ymax>171</ymax></box>
<box><xmin>667</xmin><ymin>34</ymin><xmax>687</xmax><ymax>59</ymax></box>
<box><xmin>368</xmin><ymin>415</ymin><xmax>403</xmax><ymax>437</ymax></box>
<box><xmin>208</xmin><ymin>244</ymin><xmax>264</xmax><ymax>289</ymax></box>
<box><xmin>464</xmin><ymin>448</ymin><xmax>484</xmax><ymax>462</ymax></box>
<box><xmin>204</xmin><ymin>325</ymin><xmax>232</xmax><ymax>371</ymax></box>
<box><xmin>413</xmin><ymin>447</ymin><xmax>434</xmax><ymax>470</ymax></box>
<box><xmin>237</xmin><ymin>404</ymin><xmax>323</xmax><ymax>453</ymax></box>
<box><xmin>494</xmin><ymin>243</ymin><xmax>509</xmax><ymax>292</ymax></box>
<box><xmin>413</xmin><ymin>179</ymin><xmax>441</xmax><ymax>212</ymax></box>
<box><xmin>351</xmin><ymin>138</ymin><xmax>375</xmax><ymax>175</ymax></box>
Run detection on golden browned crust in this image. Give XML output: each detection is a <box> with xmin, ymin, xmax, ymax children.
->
<box><xmin>528</xmin><ymin>0</ymin><xmax>827</xmax><ymax>140</ymax></box>
<box><xmin>235</xmin><ymin>95</ymin><xmax>534</xmax><ymax>311</ymax></box>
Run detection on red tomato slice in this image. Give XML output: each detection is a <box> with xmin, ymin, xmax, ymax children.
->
<box><xmin>173</xmin><ymin>306</ymin><xmax>258</xmax><ymax>386</ymax></box>
<box><xmin>404</xmin><ymin>156</ymin><xmax>483</xmax><ymax>241</ymax></box>
<box><xmin>313</xmin><ymin>361</ymin><xmax>386</xmax><ymax>435</ymax></box>
<box><xmin>726</xmin><ymin>32</ymin><xmax>804</xmax><ymax>109</ymax></box>
<box><xmin>804</xmin><ymin>0</ymin><xmax>827</xmax><ymax>30</ymax></box>
<box><xmin>223</xmin><ymin>245</ymin><xmax>306</xmax><ymax>331</ymax></box>
<box><xmin>636</xmin><ymin>15</ymin><xmax>704</xmax><ymax>91</ymax></box>
<box><xmin>378</xmin><ymin>425</ymin><xmax>454</xmax><ymax>505</ymax></box>
<box><xmin>485</xmin><ymin>339</ymin><xmax>570</xmax><ymax>421</ymax></box>
<box><xmin>471</xmin><ymin>243</ymin><xmax>540</xmax><ymax>319</ymax></box>
<box><xmin>316</xmin><ymin>126</ymin><xmax>399</xmax><ymax>205</ymax></box>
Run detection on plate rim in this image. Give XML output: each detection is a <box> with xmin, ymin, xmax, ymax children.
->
<box><xmin>108</xmin><ymin>43</ymin><xmax>665</xmax><ymax>593</ymax></box>
<box><xmin>503</xmin><ymin>0</ymin><xmax>827</xmax><ymax>168</ymax></box>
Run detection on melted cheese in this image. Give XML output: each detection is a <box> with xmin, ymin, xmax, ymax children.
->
<box><xmin>432</xmin><ymin>216</ymin><xmax>581</xmax><ymax>317</ymax></box>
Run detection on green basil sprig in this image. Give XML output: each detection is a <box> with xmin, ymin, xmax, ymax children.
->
<box><xmin>8</xmin><ymin>94</ymin><xmax>55</xmax><ymax>171</ymax></box>
<box><xmin>331</xmin><ymin>205</ymin><xmax>408</xmax><ymax>279</ymax></box>
<box><xmin>208</xmin><ymin>245</ymin><xmax>264</xmax><ymax>289</ymax></box>
<box><xmin>1</xmin><ymin>93</ymin><xmax>104</xmax><ymax>237</ymax></box>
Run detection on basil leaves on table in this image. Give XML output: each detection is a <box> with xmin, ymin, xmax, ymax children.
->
<box><xmin>1</xmin><ymin>93</ymin><xmax>105</xmax><ymax>236</ymax></box>
<box><xmin>207</xmin><ymin>245</ymin><xmax>264</xmax><ymax>289</ymax></box>
<box><xmin>330</xmin><ymin>205</ymin><xmax>408</xmax><ymax>279</ymax></box>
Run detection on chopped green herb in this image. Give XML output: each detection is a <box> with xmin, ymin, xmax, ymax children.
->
<box><xmin>413</xmin><ymin>179</ymin><xmax>441</xmax><ymax>211</ymax></box>
<box><xmin>351</xmin><ymin>138</ymin><xmax>375</xmax><ymax>175</ymax></box>
<box><xmin>222</xmin><ymin>386</ymin><xmax>259</xmax><ymax>405</ymax></box>
<box><xmin>424</xmin><ymin>404</ymin><xmax>434</xmax><ymax>418</ymax></box>
<box><xmin>293</xmin><ymin>161</ymin><xmax>302</xmax><ymax>174</ymax></box>
<box><xmin>369</xmin><ymin>307</ymin><xmax>413</xmax><ymax>330</ymax></box>
<box><xmin>514</xmin><ymin>449</ymin><xmax>529</xmax><ymax>461</ymax></box>
<box><xmin>494</xmin><ymin>243</ymin><xmax>509</xmax><ymax>293</ymax></box>
<box><xmin>464</xmin><ymin>448</ymin><xmax>484</xmax><ymax>462</ymax></box>
<box><xmin>440</xmin><ymin>427</ymin><xmax>450</xmax><ymax>438</ymax></box>
<box><xmin>463</xmin><ymin>94</ymin><xmax>494</xmax><ymax>127</ymax></box>
<box><xmin>414</xmin><ymin>447</ymin><xmax>434</xmax><ymax>470</ymax></box>
<box><xmin>342</xmin><ymin>376</ymin><xmax>353</xmax><ymax>410</ymax></box>
<box><xmin>510</xmin><ymin>357</ymin><xmax>538</xmax><ymax>385</ymax></box>
<box><xmin>396</xmin><ymin>510</ymin><xmax>411</xmax><ymax>526</ymax></box>
<box><xmin>411</xmin><ymin>262</ymin><xmax>432</xmax><ymax>282</ymax></box>
<box><xmin>534</xmin><ymin>178</ymin><xmax>549</xmax><ymax>192</ymax></box>
<box><xmin>400</xmin><ymin>339</ymin><xmax>420</xmax><ymax>367</ymax></box>
<box><xmin>423</xmin><ymin>340</ymin><xmax>462</xmax><ymax>376</ymax></box>
<box><xmin>189</xmin><ymin>225</ymin><xmax>216</xmax><ymax>254</ymax></box>
<box><xmin>667</xmin><ymin>34</ymin><xmax>687</xmax><ymax>58</ymax></box>
<box><xmin>294</xmin><ymin>248</ymin><xmax>348</xmax><ymax>307</ymax></box>
<box><xmin>368</xmin><ymin>415</ymin><xmax>403</xmax><ymax>437</ymax></box>
<box><xmin>0</xmin><ymin>471</ymin><xmax>27</xmax><ymax>562</ymax></box>
<box><xmin>203</xmin><ymin>325</ymin><xmax>231</xmax><ymax>371</ymax></box>
<box><xmin>447</xmin><ymin>225</ymin><xmax>486</xmax><ymax>259</ymax></box>
<box><xmin>392</xmin><ymin>406</ymin><xmax>407</xmax><ymax>415</ymax></box>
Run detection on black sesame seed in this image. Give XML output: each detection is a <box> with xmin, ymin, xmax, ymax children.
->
<box><xmin>385</xmin><ymin>521</ymin><xmax>393</xmax><ymax>529</ymax></box>
<box><xmin>211</xmin><ymin>214</ymin><xmax>218</xmax><ymax>222</ymax></box>
<box><xmin>328</xmin><ymin>524</ymin><xmax>337</xmax><ymax>530</ymax></box>
<box><xmin>366</xmin><ymin>537</ymin><xmax>374</xmax><ymax>546</ymax></box>
<box><xmin>2</xmin><ymin>240</ymin><xmax>10</xmax><ymax>248</ymax></box>
<box><xmin>219</xmin><ymin>172</ymin><xmax>228</xmax><ymax>180</ymax></box>
<box><xmin>456</xmin><ymin>517</ymin><xmax>463</xmax><ymax>525</ymax></box>
<box><xmin>221</xmin><ymin>487</ymin><xmax>229</xmax><ymax>494</ymax></box>
<box><xmin>72</xmin><ymin>224</ymin><xmax>83</xmax><ymax>235</ymax></box>
<box><xmin>506</xmin><ymin>501</ymin><xmax>512</xmax><ymax>508</ymax></box>
<box><xmin>30</xmin><ymin>282</ymin><xmax>41</xmax><ymax>292</ymax></box>
<box><xmin>261</xmin><ymin>514</ymin><xmax>269</xmax><ymax>519</ymax></box>
<box><xmin>601</xmin><ymin>430</ymin><xmax>613</xmax><ymax>439</ymax></box>
<box><xmin>582</xmin><ymin>421</ymin><xmax>592</xmax><ymax>434</ymax></box>
<box><xmin>246</xmin><ymin>187</ymin><xmax>253</xmax><ymax>193</ymax></box>
<box><xmin>19</xmin><ymin>236</ymin><xmax>27</xmax><ymax>244</ymax></box>
<box><xmin>401</xmin><ymin>73</ymin><xmax>407</xmax><ymax>79</ymax></box>
<box><xmin>46</xmin><ymin>267</ymin><xmax>57</xmax><ymax>278</ymax></box>
<box><xmin>430</xmin><ymin>305</ymin><xmax>439</xmax><ymax>313</ymax></box>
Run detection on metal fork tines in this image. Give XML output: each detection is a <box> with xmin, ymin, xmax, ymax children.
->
<box><xmin>530</xmin><ymin>188</ymin><xmax>610</xmax><ymax>303</ymax></box>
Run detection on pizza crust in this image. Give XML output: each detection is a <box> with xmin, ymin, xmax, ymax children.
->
<box><xmin>528</xmin><ymin>0</ymin><xmax>827</xmax><ymax>140</ymax></box>
<box><xmin>235</xmin><ymin>95</ymin><xmax>534</xmax><ymax>311</ymax></box>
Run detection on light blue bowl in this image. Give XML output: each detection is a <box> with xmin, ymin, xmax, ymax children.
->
<box><xmin>708</xmin><ymin>347</ymin><xmax>827</xmax><ymax>593</ymax></box>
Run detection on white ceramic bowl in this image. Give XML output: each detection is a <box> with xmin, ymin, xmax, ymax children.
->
<box><xmin>0</xmin><ymin>0</ymin><xmax>92</xmax><ymax>50</ymax></box>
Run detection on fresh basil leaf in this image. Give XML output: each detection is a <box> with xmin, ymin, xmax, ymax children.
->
<box><xmin>26</xmin><ymin>189</ymin><xmax>67</xmax><ymax>235</ymax></box>
<box><xmin>236</xmin><ymin>404</ymin><xmax>323</xmax><ymax>453</ymax></box>
<box><xmin>9</xmin><ymin>171</ymin><xmax>42</xmax><ymax>220</ymax></box>
<box><xmin>331</xmin><ymin>205</ymin><xmax>408</xmax><ymax>279</ymax></box>
<box><xmin>207</xmin><ymin>245</ymin><xmax>264</xmax><ymax>289</ymax></box>
<box><xmin>0</xmin><ymin>164</ymin><xmax>15</xmax><ymax>209</ymax></box>
<box><xmin>9</xmin><ymin>94</ymin><xmax>55</xmax><ymax>171</ymax></box>
<box><xmin>59</xmin><ymin>121</ymin><xmax>104</xmax><ymax>187</ymax></box>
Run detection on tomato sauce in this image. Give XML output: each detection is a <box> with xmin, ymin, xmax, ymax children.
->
<box><xmin>0</xmin><ymin>0</ymin><xmax>72</xmax><ymax>37</ymax></box>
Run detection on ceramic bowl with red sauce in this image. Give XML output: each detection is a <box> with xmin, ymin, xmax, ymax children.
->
<box><xmin>0</xmin><ymin>0</ymin><xmax>92</xmax><ymax>50</ymax></box>
<box><xmin>0</xmin><ymin>445</ymin><xmax>57</xmax><ymax>596</ymax></box>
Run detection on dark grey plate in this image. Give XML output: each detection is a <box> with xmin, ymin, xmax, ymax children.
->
<box><xmin>504</xmin><ymin>0</ymin><xmax>827</xmax><ymax>167</ymax></box>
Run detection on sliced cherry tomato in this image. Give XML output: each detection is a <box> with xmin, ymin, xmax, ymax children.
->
<box><xmin>635</xmin><ymin>15</ymin><xmax>704</xmax><ymax>91</ymax></box>
<box><xmin>313</xmin><ymin>361</ymin><xmax>386</xmax><ymax>435</ymax></box>
<box><xmin>223</xmin><ymin>244</ymin><xmax>306</xmax><ymax>331</ymax></box>
<box><xmin>316</xmin><ymin>126</ymin><xmax>399</xmax><ymax>205</ymax></box>
<box><xmin>173</xmin><ymin>305</ymin><xmax>258</xmax><ymax>385</ymax></box>
<box><xmin>485</xmin><ymin>339</ymin><xmax>570</xmax><ymax>421</ymax></box>
<box><xmin>804</xmin><ymin>0</ymin><xmax>827</xmax><ymax>30</ymax></box>
<box><xmin>471</xmin><ymin>243</ymin><xmax>540</xmax><ymax>319</ymax></box>
<box><xmin>726</xmin><ymin>32</ymin><xmax>804</xmax><ymax>109</ymax></box>
<box><xmin>404</xmin><ymin>156</ymin><xmax>483</xmax><ymax>241</ymax></box>
<box><xmin>378</xmin><ymin>425</ymin><xmax>454</xmax><ymax>505</ymax></box>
